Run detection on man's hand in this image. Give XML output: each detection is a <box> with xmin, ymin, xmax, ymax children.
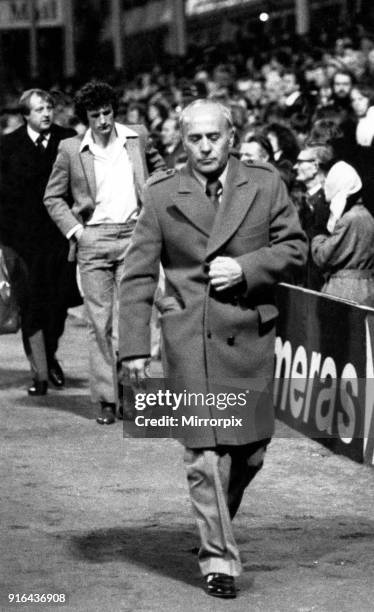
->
<box><xmin>119</xmin><ymin>357</ymin><xmax>151</xmax><ymax>388</ymax></box>
<box><xmin>208</xmin><ymin>256</ymin><xmax>244</xmax><ymax>291</ymax></box>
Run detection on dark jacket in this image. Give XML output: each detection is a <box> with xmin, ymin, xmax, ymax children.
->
<box><xmin>0</xmin><ymin>123</ymin><xmax>75</xmax><ymax>256</ymax></box>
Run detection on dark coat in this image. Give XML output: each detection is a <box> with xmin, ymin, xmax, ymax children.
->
<box><xmin>0</xmin><ymin>124</ymin><xmax>75</xmax><ymax>256</ymax></box>
<box><xmin>118</xmin><ymin>157</ymin><xmax>307</xmax><ymax>447</ymax></box>
<box><xmin>299</xmin><ymin>187</ymin><xmax>330</xmax><ymax>291</ymax></box>
<box><xmin>161</xmin><ymin>140</ymin><xmax>185</xmax><ymax>169</ymax></box>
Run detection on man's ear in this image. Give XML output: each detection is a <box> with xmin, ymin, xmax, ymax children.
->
<box><xmin>229</xmin><ymin>127</ymin><xmax>236</xmax><ymax>147</ymax></box>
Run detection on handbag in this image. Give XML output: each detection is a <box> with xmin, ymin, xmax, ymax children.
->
<box><xmin>0</xmin><ymin>247</ymin><xmax>21</xmax><ymax>334</ymax></box>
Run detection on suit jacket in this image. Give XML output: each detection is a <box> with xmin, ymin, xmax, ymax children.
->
<box><xmin>44</xmin><ymin>123</ymin><xmax>166</xmax><ymax>241</ymax></box>
<box><xmin>118</xmin><ymin>157</ymin><xmax>307</xmax><ymax>447</ymax></box>
<box><xmin>0</xmin><ymin>123</ymin><xmax>75</xmax><ymax>255</ymax></box>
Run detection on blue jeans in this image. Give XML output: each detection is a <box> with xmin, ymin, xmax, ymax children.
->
<box><xmin>77</xmin><ymin>223</ymin><xmax>133</xmax><ymax>405</ymax></box>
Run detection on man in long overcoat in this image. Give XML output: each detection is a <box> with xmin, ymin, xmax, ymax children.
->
<box><xmin>0</xmin><ymin>89</ymin><xmax>78</xmax><ymax>395</ymax></box>
<box><xmin>118</xmin><ymin>100</ymin><xmax>307</xmax><ymax>598</ymax></box>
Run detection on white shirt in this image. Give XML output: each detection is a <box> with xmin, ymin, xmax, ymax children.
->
<box><xmin>80</xmin><ymin>122</ymin><xmax>138</xmax><ymax>226</ymax></box>
<box><xmin>27</xmin><ymin>125</ymin><xmax>51</xmax><ymax>148</ymax></box>
<box><xmin>307</xmin><ymin>183</ymin><xmax>323</xmax><ymax>197</ymax></box>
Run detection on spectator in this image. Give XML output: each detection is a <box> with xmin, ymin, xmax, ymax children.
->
<box><xmin>239</xmin><ymin>134</ymin><xmax>274</xmax><ymax>164</ymax></box>
<box><xmin>340</xmin><ymin>85</ymin><xmax>374</xmax><ymax>214</ymax></box>
<box><xmin>160</xmin><ymin>117</ymin><xmax>184</xmax><ymax>169</ymax></box>
<box><xmin>294</xmin><ymin>143</ymin><xmax>334</xmax><ymax>290</ymax></box>
<box><xmin>315</xmin><ymin>69</ymin><xmax>355</xmax><ymax>122</ymax></box>
<box><xmin>263</xmin><ymin>122</ymin><xmax>299</xmax><ymax>190</ymax></box>
<box><xmin>147</xmin><ymin>100</ymin><xmax>168</xmax><ymax>148</ymax></box>
<box><xmin>312</xmin><ymin>161</ymin><xmax>374</xmax><ymax>305</ymax></box>
<box><xmin>280</xmin><ymin>70</ymin><xmax>313</xmax><ymax>122</ymax></box>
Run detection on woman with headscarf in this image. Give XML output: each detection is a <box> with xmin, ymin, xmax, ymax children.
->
<box><xmin>311</xmin><ymin>161</ymin><xmax>374</xmax><ymax>305</ymax></box>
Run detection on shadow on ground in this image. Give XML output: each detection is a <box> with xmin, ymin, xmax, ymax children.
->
<box><xmin>13</xmin><ymin>393</ymin><xmax>94</xmax><ymax>420</ymax></box>
<box><xmin>67</xmin><ymin>515</ymin><xmax>374</xmax><ymax>588</ymax></box>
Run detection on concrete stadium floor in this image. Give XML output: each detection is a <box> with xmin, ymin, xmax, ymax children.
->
<box><xmin>0</xmin><ymin>312</ymin><xmax>374</xmax><ymax>612</ymax></box>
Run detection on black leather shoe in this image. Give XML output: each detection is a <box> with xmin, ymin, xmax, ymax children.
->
<box><xmin>28</xmin><ymin>380</ymin><xmax>48</xmax><ymax>396</ymax></box>
<box><xmin>48</xmin><ymin>359</ymin><xmax>65</xmax><ymax>388</ymax></box>
<box><xmin>205</xmin><ymin>573</ymin><xmax>237</xmax><ymax>599</ymax></box>
<box><xmin>96</xmin><ymin>403</ymin><xmax>116</xmax><ymax>425</ymax></box>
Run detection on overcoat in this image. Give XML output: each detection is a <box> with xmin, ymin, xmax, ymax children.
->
<box><xmin>118</xmin><ymin>156</ymin><xmax>307</xmax><ymax>447</ymax></box>
<box><xmin>0</xmin><ymin>123</ymin><xmax>82</xmax><ymax>348</ymax></box>
<box><xmin>0</xmin><ymin>123</ymin><xmax>75</xmax><ymax>255</ymax></box>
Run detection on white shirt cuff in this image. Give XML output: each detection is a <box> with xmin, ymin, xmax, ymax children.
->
<box><xmin>66</xmin><ymin>224</ymin><xmax>84</xmax><ymax>240</ymax></box>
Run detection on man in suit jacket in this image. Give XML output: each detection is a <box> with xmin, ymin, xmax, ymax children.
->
<box><xmin>118</xmin><ymin>100</ymin><xmax>307</xmax><ymax>598</ymax></box>
<box><xmin>0</xmin><ymin>88</ymin><xmax>77</xmax><ymax>396</ymax></box>
<box><xmin>44</xmin><ymin>81</ymin><xmax>165</xmax><ymax>424</ymax></box>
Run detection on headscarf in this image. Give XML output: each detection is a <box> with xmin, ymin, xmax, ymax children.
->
<box><xmin>324</xmin><ymin>161</ymin><xmax>362</xmax><ymax>233</ymax></box>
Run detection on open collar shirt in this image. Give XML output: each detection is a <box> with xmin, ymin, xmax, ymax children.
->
<box><xmin>80</xmin><ymin>122</ymin><xmax>138</xmax><ymax>225</ymax></box>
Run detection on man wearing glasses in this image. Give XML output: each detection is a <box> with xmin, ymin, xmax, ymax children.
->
<box><xmin>294</xmin><ymin>143</ymin><xmax>334</xmax><ymax>289</ymax></box>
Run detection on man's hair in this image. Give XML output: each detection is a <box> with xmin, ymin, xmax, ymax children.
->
<box><xmin>179</xmin><ymin>99</ymin><xmax>233</xmax><ymax>134</ymax></box>
<box><xmin>309</xmin><ymin>118</ymin><xmax>343</xmax><ymax>145</ymax></box>
<box><xmin>332</xmin><ymin>69</ymin><xmax>355</xmax><ymax>86</ymax></box>
<box><xmin>351</xmin><ymin>84</ymin><xmax>374</xmax><ymax>106</ymax></box>
<box><xmin>163</xmin><ymin>116</ymin><xmax>179</xmax><ymax>131</ymax></box>
<box><xmin>302</xmin><ymin>142</ymin><xmax>335</xmax><ymax>174</ymax></box>
<box><xmin>244</xmin><ymin>135</ymin><xmax>274</xmax><ymax>161</ymax></box>
<box><xmin>18</xmin><ymin>89</ymin><xmax>54</xmax><ymax>116</ymax></box>
<box><xmin>74</xmin><ymin>81</ymin><xmax>118</xmax><ymax>124</ymax></box>
<box><xmin>264</xmin><ymin>121</ymin><xmax>300</xmax><ymax>164</ymax></box>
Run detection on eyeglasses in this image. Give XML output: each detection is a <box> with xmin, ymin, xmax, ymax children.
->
<box><xmin>295</xmin><ymin>158</ymin><xmax>317</xmax><ymax>164</ymax></box>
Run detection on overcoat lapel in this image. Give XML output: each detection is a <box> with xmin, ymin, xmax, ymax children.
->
<box><xmin>45</xmin><ymin>126</ymin><xmax>59</xmax><ymax>157</ymax></box>
<box><xmin>19</xmin><ymin>126</ymin><xmax>40</xmax><ymax>157</ymax></box>
<box><xmin>171</xmin><ymin>166</ymin><xmax>215</xmax><ymax>237</ymax></box>
<box><xmin>206</xmin><ymin>157</ymin><xmax>258</xmax><ymax>258</ymax></box>
<box><xmin>79</xmin><ymin>148</ymin><xmax>96</xmax><ymax>203</ymax></box>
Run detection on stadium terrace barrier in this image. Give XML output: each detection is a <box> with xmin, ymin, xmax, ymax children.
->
<box><xmin>274</xmin><ymin>284</ymin><xmax>374</xmax><ymax>466</ymax></box>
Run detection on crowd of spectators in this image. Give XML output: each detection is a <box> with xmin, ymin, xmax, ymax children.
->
<box><xmin>2</xmin><ymin>25</ymin><xmax>374</xmax><ymax>304</ymax></box>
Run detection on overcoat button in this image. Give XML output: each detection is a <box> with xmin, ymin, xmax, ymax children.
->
<box><xmin>227</xmin><ymin>336</ymin><xmax>235</xmax><ymax>346</ymax></box>
<box><xmin>207</xmin><ymin>332</ymin><xmax>212</xmax><ymax>339</ymax></box>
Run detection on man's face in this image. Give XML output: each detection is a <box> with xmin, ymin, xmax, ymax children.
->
<box><xmin>283</xmin><ymin>73</ymin><xmax>298</xmax><ymax>96</ymax></box>
<box><xmin>333</xmin><ymin>74</ymin><xmax>352</xmax><ymax>99</ymax></box>
<box><xmin>182</xmin><ymin>104</ymin><xmax>234</xmax><ymax>177</ymax></box>
<box><xmin>25</xmin><ymin>93</ymin><xmax>54</xmax><ymax>133</ymax></box>
<box><xmin>240</xmin><ymin>141</ymin><xmax>268</xmax><ymax>164</ymax></box>
<box><xmin>161</xmin><ymin>119</ymin><xmax>179</xmax><ymax>147</ymax></box>
<box><xmin>86</xmin><ymin>105</ymin><xmax>115</xmax><ymax>140</ymax></box>
<box><xmin>294</xmin><ymin>149</ymin><xmax>318</xmax><ymax>184</ymax></box>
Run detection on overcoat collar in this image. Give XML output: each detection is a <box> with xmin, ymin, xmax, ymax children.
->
<box><xmin>172</xmin><ymin>156</ymin><xmax>258</xmax><ymax>257</ymax></box>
